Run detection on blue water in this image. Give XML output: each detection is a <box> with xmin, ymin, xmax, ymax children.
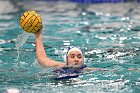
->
<box><xmin>0</xmin><ymin>1</ymin><xmax>140</xmax><ymax>93</ymax></box>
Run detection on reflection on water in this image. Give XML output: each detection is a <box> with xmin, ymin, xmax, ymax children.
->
<box><xmin>0</xmin><ymin>0</ymin><xmax>140</xmax><ymax>93</ymax></box>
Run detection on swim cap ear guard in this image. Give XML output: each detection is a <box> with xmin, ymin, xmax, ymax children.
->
<box><xmin>63</xmin><ymin>54</ymin><xmax>67</xmax><ymax>64</ymax></box>
<box><xmin>63</xmin><ymin>47</ymin><xmax>85</xmax><ymax>65</ymax></box>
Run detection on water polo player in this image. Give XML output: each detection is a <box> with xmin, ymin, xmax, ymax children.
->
<box><xmin>35</xmin><ymin>29</ymin><xmax>106</xmax><ymax>80</ymax></box>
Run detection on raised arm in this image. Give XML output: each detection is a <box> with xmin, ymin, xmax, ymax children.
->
<box><xmin>35</xmin><ymin>29</ymin><xmax>65</xmax><ymax>68</ymax></box>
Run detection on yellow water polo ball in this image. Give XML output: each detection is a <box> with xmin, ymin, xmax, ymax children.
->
<box><xmin>20</xmin><ymin>10</ymin><xmax>42</xmax><ymax>33</ymax></box>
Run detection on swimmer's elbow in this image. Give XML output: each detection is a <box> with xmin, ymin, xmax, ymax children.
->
<box><xmin>37</xmin><ymin>57</ymin><xmax>65</xmax><ymax>68</ymax></box>
<box><xmin>36</xmin><ymin>57</ymin><xmax>48</xmax><ymax>67</ymax></box>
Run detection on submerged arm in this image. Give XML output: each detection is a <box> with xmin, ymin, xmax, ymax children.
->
<box><xmin>84</xmin><ymin>67</ymin><xmax>109</xmax><ymax>72</ymax></box>
<box><xmin>35</xmin><ymin>29</ymin><xmax>65</xmax><ymax>68</ymax></box>
<box><xmin>128</xmin><ymin>68</ymin><xmax>140</xmax><ymax>72</ymax></box>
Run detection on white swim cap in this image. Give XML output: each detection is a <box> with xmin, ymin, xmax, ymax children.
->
<box><xmin>64</xmin><ymin>47</ymin><xmax>83</xmax><ymax>65</ymax></box>
<box><xmin>67</xmin><ymin>47</ymin><xmax>83</xmax><ymax>56</ymax></box>
<box><xmin>6</xmin><ymin>88</ymin><xmax>20</xmax><ymax>93</ymax></box>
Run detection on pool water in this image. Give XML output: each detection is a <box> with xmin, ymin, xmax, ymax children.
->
<box><xmin>0</xmin><ymin>1</ymin><xmax>140</xmax><ymax>93</ymax></box>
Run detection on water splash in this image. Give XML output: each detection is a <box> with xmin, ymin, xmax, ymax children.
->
<box><xmin>15</xmin><ymin>31</ymin><xmax>30</xmax><ymax>61</ymax></box>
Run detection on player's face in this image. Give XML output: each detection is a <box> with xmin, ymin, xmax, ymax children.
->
<box><xmin>67</xmin><ymin>51</ymin><xmax>84</xmax><ymax>66</ymax></box>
